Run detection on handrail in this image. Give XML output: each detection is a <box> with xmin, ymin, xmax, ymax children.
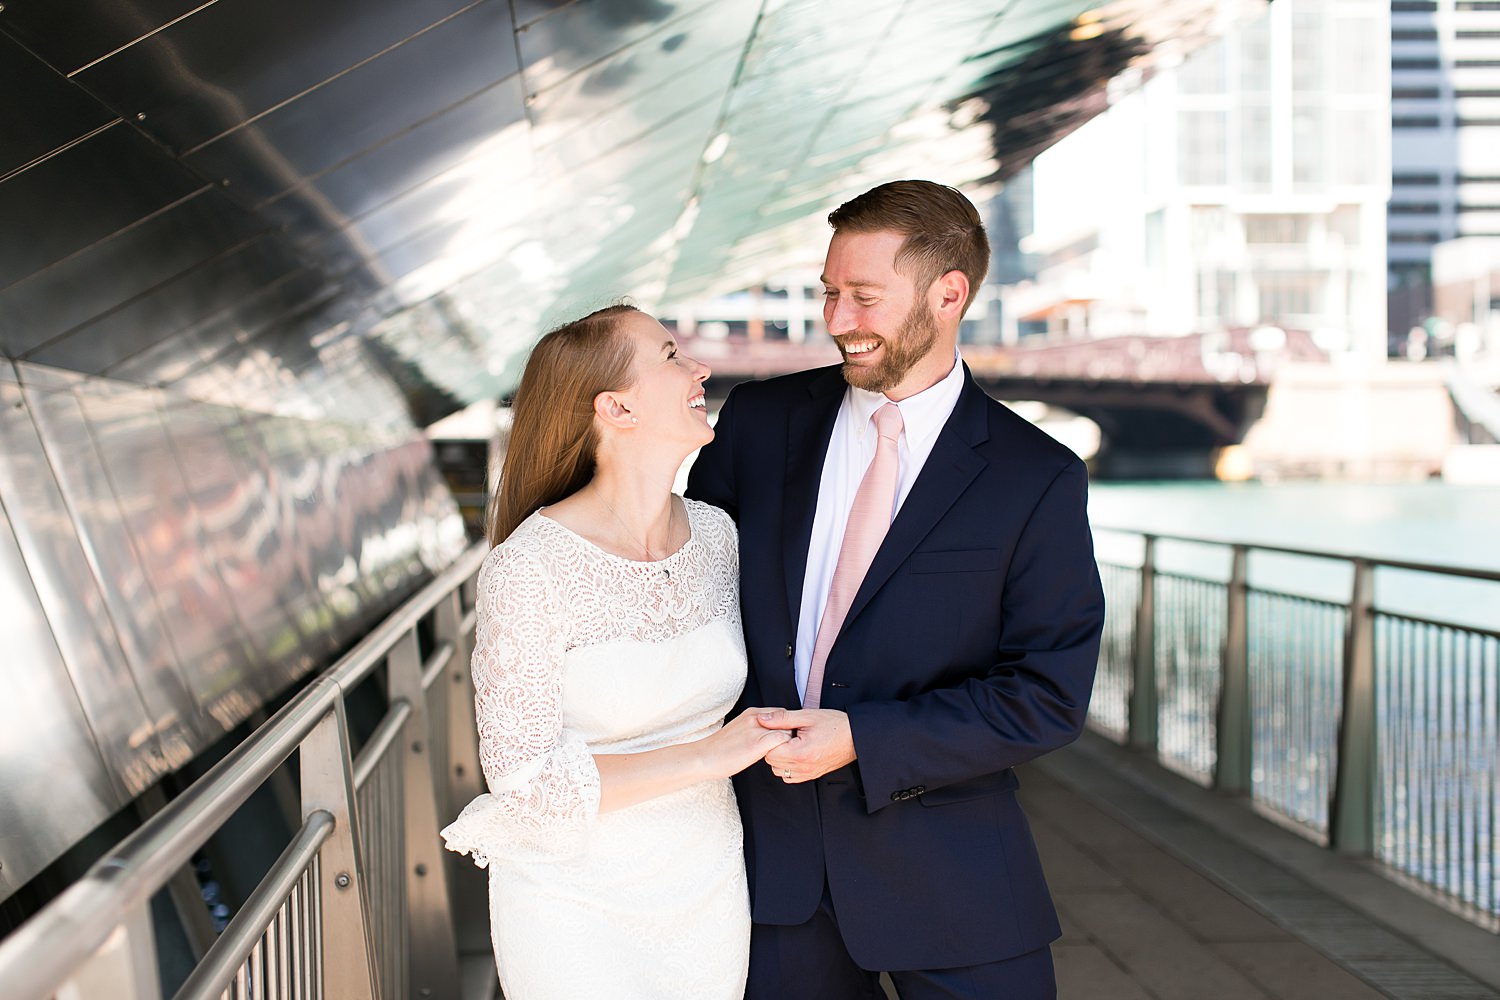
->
<box><xmin>354</xmin><ymin>700</ymin><xmax>414</xmax><ymax>788</ymax></box>
<box><xmin>0</xmin><ymin>677</ymin><xmax>343</xmax><ymax>997</ymax></box>
<box><xmin>1092</xmin><ymin>524</ymin><xmax>1500</xmax><ymax>583</ymax></box>
<box><xmin>0</xmin><ymin>539</ymin><xmax>492</xmax><ymax>999</ymax></box>
<box><xmin>1090</xmin><ymin>524</ymin><xmax>1499</xmax><ymax>931</ymax></box>
<box><xmin>328</xmin><ymin>543</ymin><xmax>490</xmax><ymax>691</ymax></box>
<box><xmin>173</xmin><ymin>811</ymin><xmax>335</xmax><ymax>1000</ymax></box>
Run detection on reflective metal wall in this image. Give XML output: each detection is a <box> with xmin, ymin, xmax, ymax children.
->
<box><xmin>0</xmin><ymin>360</ymin><xmax>465</xmax><ymax>901</ymax></box>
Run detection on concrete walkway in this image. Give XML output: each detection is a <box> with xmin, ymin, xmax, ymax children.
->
<box><xmin>1024</xmin><ymin>734</ymin><xmax>1500</xmax><ymax>1000</ymax></box>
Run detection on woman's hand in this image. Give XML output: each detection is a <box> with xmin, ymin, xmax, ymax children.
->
<box><xmin>701</xmin><ymin>707</ymin><xmax>794</xmax><ymax>779</ymax></box>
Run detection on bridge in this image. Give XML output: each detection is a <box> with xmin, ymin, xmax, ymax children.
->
<box><xmin>683</xmin><ymin>327</ymin><xmax>1329</xmax><ymax>478</ymax></box>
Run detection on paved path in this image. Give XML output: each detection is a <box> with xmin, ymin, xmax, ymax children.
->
<box><xmin>466</xmin><ymin>732</ymin><xmax>1500</xmax><ymax>1000</ymax></box>
<box><xmin>1023</xmin><ymin>735</ymin><xmax>1499</xmax><ymax>1000</ymax></box>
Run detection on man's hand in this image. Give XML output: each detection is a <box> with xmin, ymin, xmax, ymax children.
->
<box><xmin>756</xmin><ymin>709</ymin><xmax>856</xmax><ymax>783</ymax></box>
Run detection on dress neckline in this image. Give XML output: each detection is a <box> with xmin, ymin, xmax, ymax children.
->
<box><xmin>535</xmin><ymin>496</ymin><xmax>696</xmax><ymax>567</ymax></box>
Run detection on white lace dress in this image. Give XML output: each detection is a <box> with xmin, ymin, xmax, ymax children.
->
<box><xmin>441</xmin><ymin>499</ymin><xmax>750</xmax><ymax>1000</ymax></box>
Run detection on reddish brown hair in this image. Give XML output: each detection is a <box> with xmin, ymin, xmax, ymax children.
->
<box><xmin>828</xmin><ymin>180</ymin><xmax>990</xmax><ymax>314</ymax></box>
<box><xmin>486</xmin><ymin>305</ymin><xmax>640</xmax><ymax>544</ymax></box>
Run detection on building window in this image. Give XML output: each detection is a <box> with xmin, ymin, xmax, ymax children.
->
<box><xmin>1456</xmin><ymin>0</ymin><xmax>1500</xmax><ymax>8</ymax></box>
<box><xmin>1197</xmin><ymin>270</ymin><xmax>1238</xmax><ymax>324</ymax></box>
<box><xmin>1181</xmin><ymin>38</ymin><xmax>1228</xmax><ymax>94</ymax></box>
<box><xmin>1456</xmin><ymin>90</ymin><xmax>1500</xmax><ymax>98</ymax></box>
<box><xmin>1393</xmin><ymin>116</ymin><xmax>1444</xmax><ymax>127</ymax></box>
<box><xmin>1244</xmin><ymin>214</ymin><xmax>1312</xmax><ymax>244</ymax></box>
<box><xmin>1333</xmin><ymin>109</ymin><xmax>1382</xmax><ymax>185</ymax></box>
<box><xmin>1293</xmin><ymin>10</ymin><xmax>1326</xmax><ymax>92</ymax></box>
<box><xmin>1458</xmin><ymin>117</ymin><xmax>1500</xmax><ymax>126</ymax></box>
<box><xmin>1392</xmin><ymin>0</ymin><xmax>1437</xmax><ymax>8</ymax></box>
<box><xmin>1255</xmin><ymin>271</ymin><xmax>1323</xmax><ymax>321</ymax></box>
<box><xmin>1392</xmin><ymin>87</ymin><xmax>1442</xmax><ymax>99</ymax></box>
<box><xmin>1389</xmin><ymin>232</ymin><xmax>1442</xmax><ymax>243</ymax></box>
<box><xmin>1392</xmin><ymin>29</ymin><xmax>1440</xmax><ymax>41</ymax></box>
<box><xmin>1240</xmin><ymin>15</ymin><xmax>1271</xmax><ymax>93</ymax></box>
<box><xmin>1394</xmin><ymin>172</ymin><xmax>1443</xmax><ymax>184</ymax></box>
<box><xmin>1393</xmin><ymin>58</ymin><xmax>1443</xmax><ymax>69</ymax></box>
<box><xmin>1459</xmin><ymin>204</ymin><xmax>1500</xmax><ymax>212</ymax></box>
<box><xmin>1239</xmin><ymin>101</ymin><xmax>1272</xmax><ymax>190</ymax></box>
<box><xmin>1459</xmin><ymin>174</ymin><xmax>1500</xmax><ymax>182</ymax></box>
<box><xmin>1389</xmin><ymin>202</ymin><xmax>1442</xmax><ymax>214</ymax></box>
<box><xmin>1144</xmin><ymin>210</ymin><xmax>1165</xmax><ymax>270</ymax></box>
<box><xmin>1293</xmin><ymin>101</ymin><xmax>1326</xmax><ymax>189</ymax></box>
<box><xmin>1179</xmin><ymin>111</ymin><xmax>1229</xmax><ymax>186</ymax></box>
<box><xmin>1456</xmin><ymin>59</ymin><xmax>1500</xmax><ymax>67</ymax></box>
<box><xmin>1457</xmin><ymin>30</ymin><xmax>1500</xmax><ymax>39</ymax></box>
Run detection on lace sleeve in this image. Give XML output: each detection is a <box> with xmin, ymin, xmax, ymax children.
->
<box><xmin>441</xmin><ymin>544</ymin><xmax>601</xmax><ymax>867</ymax></box>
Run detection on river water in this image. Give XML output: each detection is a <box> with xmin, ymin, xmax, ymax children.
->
<box><xmin>1088</xmin><ymin>480</ymin><xmax>1500</xmax><ymax>632</ymax></box>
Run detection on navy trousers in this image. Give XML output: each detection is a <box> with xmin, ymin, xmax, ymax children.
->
<box><xmin>745</xmin><ymin>883</ymin><xmax>1056</xmax><ymax>1000</ymax></box>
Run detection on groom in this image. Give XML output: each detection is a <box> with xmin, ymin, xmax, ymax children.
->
<box><xmin>687</xmin><ymin>180</ymin><xmax>1104</xmax><ymax>998</ymax></box>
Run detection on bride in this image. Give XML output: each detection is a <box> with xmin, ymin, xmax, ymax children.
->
<box><xmin>441</xmin><ymin>304</ymin><xmax>786</xmax><ymax>999</ymax></box>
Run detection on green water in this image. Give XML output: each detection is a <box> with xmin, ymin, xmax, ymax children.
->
<box><xmin>1088</xmin><ymin>481</ymin><xmax>1500</xmax><ymax>631</ymax></box>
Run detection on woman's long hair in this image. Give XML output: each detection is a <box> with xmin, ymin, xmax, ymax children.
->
<box><xmin>486</xmin><ymin>304</ymin><xmax>640</xmax><ymax>544</ymax></box>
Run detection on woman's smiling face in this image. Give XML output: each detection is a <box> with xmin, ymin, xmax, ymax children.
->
<box><xmin>612</xmin><ymin>311</ymin><xmax>713</xmax><ymax>451</ymax></box>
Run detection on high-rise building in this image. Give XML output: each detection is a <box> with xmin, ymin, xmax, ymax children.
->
<box><xmin>1001</xmin><ymin>0</ymin><xmax>1391</xmax><ymax>359</ymax></box>
<box><xmin>1388</xmin><ymin>0</ymin><xmax>1500</xmax><ymax>342</ymax></box>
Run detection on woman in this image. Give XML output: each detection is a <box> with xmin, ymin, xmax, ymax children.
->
<box><xmin>441</xmin><ymin>304</ymin><xmax>786</xmax><ymax>999</ymax></box>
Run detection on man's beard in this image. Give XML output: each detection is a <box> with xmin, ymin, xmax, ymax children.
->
<box><xmin>838</xmin><ymin>300</ymin><xmax>939</xmax><ymax>394</ymax></box>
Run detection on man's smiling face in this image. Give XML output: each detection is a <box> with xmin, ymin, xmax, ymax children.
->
<box><xmin>821</xmin><ymin>228</ymin><xmax>943</xmax><ymax>399</ymax></box>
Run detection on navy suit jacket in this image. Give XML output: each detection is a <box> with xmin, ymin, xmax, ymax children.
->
<box><xmin>685</xmin><ymin>363</ymin><xmax>1105</xmax><ymax>971</ymax></box>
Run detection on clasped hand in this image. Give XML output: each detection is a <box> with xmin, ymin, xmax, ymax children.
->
<box><xmin>754</xmin><ymin>708</ymin><xmax>856</xmax><ymax>784</ymax></box>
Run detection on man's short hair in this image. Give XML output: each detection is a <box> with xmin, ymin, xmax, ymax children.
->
<box><xmin>828</xmin><ymin>180</ymin><xmax>990</xmax><ymax>315</ymax></box>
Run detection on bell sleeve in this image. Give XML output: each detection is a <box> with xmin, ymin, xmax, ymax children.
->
<box><xmin>440</xmin><ymin>544</ymin><xmax>601</xmax><ymax>867</ymax></box>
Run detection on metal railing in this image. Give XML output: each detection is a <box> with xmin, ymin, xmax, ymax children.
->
<box><xmin>0</xmin><ymin>541</ymin><xmax>491</xmax><ymax>999</ymax></box>
<box><xmin>1090</xmin><ymin>528</ymin><xmax>1500</xmax><ymax>932</ymax></box>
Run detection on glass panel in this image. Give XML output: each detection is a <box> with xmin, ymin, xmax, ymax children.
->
<box><xmin>1180</xmin><ymin>110</ymin><xmax>1229</xmax><ymax>186</ymax></box>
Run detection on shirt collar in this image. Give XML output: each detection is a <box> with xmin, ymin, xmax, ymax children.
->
<box><xmin>848</xmin><ymin>350</ymin><xmax>965</xmax><ymax>451</ymax></box>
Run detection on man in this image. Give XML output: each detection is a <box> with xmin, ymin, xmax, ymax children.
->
<box><xmin>686</xmin><ymin>180</ymin><xmax>1104</xmax><ymax>999</ymax></box>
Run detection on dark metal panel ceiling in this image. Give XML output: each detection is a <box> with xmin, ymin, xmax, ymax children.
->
<box><xmin>71</xmin><ymin>0</ymin><xmax>482</xmax><ymax>153</ymax></box>
<box><xmin>180</xmin><ymin>1</ymin><xmax>520</xmax><ymax>205</ymax></box>
<box><xmin>0</xmin><ymin>0</ymin><xmax>1251</xmax><ymax>427</ymax></box>
<box><xmin>0</xmin><ymin>0</ymin><xmax>206</xmax><ymax>73</ymax></box>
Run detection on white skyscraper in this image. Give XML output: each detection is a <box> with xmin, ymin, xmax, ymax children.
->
<box><xmin>1003</xmin><ymin>0</ymin><xmax>1391</xmax><ymax>359</ymax></box>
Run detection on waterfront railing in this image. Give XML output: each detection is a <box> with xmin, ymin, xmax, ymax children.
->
<box><xmin>0</xmin><ymin>541</ymin><xmax>491</xmax><ymax>1000</ymax></box>
<box><xmin>1091</xmin><ymin>527</ymin><xmax>1500</xmax><ymax>933</ymax></box>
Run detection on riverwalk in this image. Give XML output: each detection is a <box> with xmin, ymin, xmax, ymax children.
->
<box><xmin>1024</xmin><ymin>732</ymin><xmax>1500</xmax><ymax>1000</ymax></box>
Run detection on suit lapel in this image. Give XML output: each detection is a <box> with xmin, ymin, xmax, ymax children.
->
<box><xmin>781</xmin><ymin>368</ymin><xmax>846</xmax><ymax>631</ymax></box>
<box><xmin>839</xmin><ymin>370</ymin><xmax>991</xmax><ymax>636</ymax></box>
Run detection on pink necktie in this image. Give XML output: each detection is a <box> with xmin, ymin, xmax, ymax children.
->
<box><xmin>804</xmin><ymin>403</ymin><xmax>904</xmax><ymax>710</ymax></box>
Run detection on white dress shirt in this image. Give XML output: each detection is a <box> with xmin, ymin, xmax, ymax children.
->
<box><xmin>793</xmin><ymin>354</ymin><xmax>967</xmax><ymax>701</ymax></box>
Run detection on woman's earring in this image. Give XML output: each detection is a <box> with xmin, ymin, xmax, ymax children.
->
<box><xmin>631</xmin><ymin>417</ymin><xmax>639</xmax><ymax>424</ymax></box>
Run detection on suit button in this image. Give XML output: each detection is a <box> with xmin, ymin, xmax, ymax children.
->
<box><xmin>785</xmin><ymin>643</ymin><xmax>793</xmax><ymax>658</ymax></box>
<box><xmin>830</xmin><ymin>681</ymin><xmax>847</xmax><ymax>688</ymax></box>
<box><xmin>914</xmin><ymin>785</ymin><xmax>926</xmax><ymax>795</ymax></box>
<box><xmin>890</xmin><ymin>791</ymin><xmax>903</xmax><ymax>802</ymax></box>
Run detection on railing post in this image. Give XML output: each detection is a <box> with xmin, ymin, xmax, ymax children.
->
<box><xmin>1215</xmin><ymin>545</ymin><xmax>1252</xmax><ymax>794</ymax></box>
<box><xmin>438</xmin><ymin>585</ymin><xmax>491</xmax><ymax>954</ymax></box>
<box><xmin>438</xmin><ymin>589</ymin><xmax>484</xmax><ymax>812</ymax></box>
<box><xmin>389</xmin><ymin>630</ymin><xmax>463</xmax><ymax>1000</ymax></box>
<box><xmin>1331</xmin><ymin>559</ymin><xmax>1377</xmax><ymax>854</ymax></box>
<box><xmin>302</xmin><ymin>701</ymin><xmax>380</xmax><ymax>999</ymax></box>
<box><xmin>1129</xmin><ymin>535</ymin><xmax>1159</xmax><ymax>751</ymax></box>
<box><xmin>55</xmin><ymin>905</ymin><xmax>160</xmax><ymax>1000</ymax></box>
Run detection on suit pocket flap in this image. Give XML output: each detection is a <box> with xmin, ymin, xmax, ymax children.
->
<box><xmin>918</xmin><ymin>769</ymin><xmax>1020</xmax><ymax>806</ymax></box>
<box><xmin>908</xmin><ymin>548</ymin><xmax>1005</xmax><ymax>574</ymax></box>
